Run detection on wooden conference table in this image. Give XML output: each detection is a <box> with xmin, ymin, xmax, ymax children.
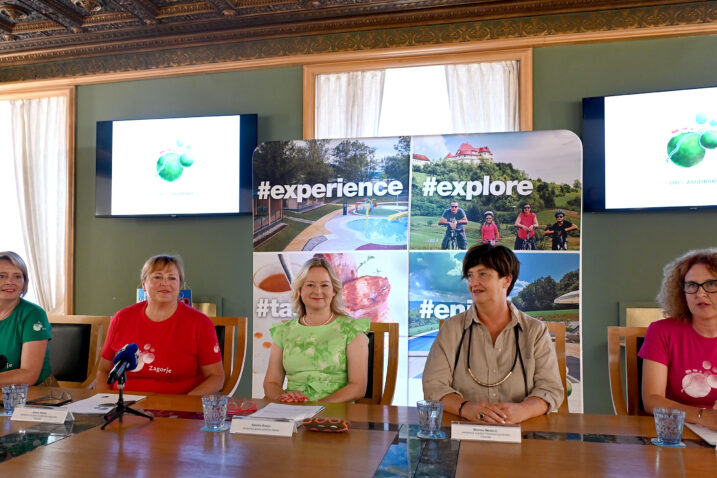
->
<box><xmin>0</xmin><ymin>387</ymin><xmax>715</xmax><ymax>477</ymax></box>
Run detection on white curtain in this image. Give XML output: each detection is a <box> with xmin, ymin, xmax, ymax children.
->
<box><xmin>315</xmin><ymin>70</ymin><xmax>385</xmax><ymax>139</ymax></box>
<box><xmin>444</xmin><ymin>61</ymin><xmax>520</xmax><ymax>133</ymax></box>
<box><xmin>7</xmin><ymin>96</ymin><xmax>68</xmax><ymax>314</ymax></box>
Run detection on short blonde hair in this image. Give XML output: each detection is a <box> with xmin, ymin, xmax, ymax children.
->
<box><xmin>657</xmin><ymin>248</ymin><xmax>717</xmax><ymax>321</ymax></box>
<box><xmin>141</xmin><ymin>254</ymin><xmax>185</xmax><ymax>286</ymax></box>
<box><xmin>0</xmin><ymin>251</ymin><xmax>29</xmax><ymax>296</ymax></box>
<box><xmin>290</xmin><ymin>257</ymin><xmax>348</xmax><ymax>318</ymax></box>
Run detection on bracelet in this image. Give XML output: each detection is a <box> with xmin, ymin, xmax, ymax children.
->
<box><xmin>458</xmin><ymin>400</ymin><xmax>469</xmax><ymax>418</ymax></box>
<box><xmin>698</xmin><ymin>408</ymin><xmax>703</xmax><ymax>421</ymax></box>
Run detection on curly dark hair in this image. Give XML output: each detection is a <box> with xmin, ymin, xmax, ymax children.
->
<box><xmin>657</xmin><ymin>248</ymin><xmax>717</xmax><ymax>321</ymax></box>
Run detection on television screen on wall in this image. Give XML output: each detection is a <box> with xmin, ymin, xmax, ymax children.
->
<box><xmin>96</xmin><ymin>114</ymin><xmax>257</xmax><ymax>217</ymax></box>
<box><xmin>582</xmin><ymin>87</ymin><xmax>717</xmax><ymax>211</ymax></box>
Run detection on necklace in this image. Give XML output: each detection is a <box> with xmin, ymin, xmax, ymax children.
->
<box><xmin>301</xmin><ymin>312</ymin><xmax>334</xmax><ymax>326</ymax></box>
<box><xmin>454</xmin><ymin>322</ymin><xmax>527</xmax><ymax>396</ymax></box>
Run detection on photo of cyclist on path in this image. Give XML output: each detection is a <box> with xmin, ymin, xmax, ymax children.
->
<box><xmin>479</xmin><ymin>210</ymin><xmax>500</xmax><ymax>245</ymax></box>
<box><xmin>514</xmin><ymin>202</ymin><xmax>538</xmax><ymax>250</ymax></box>
<box><xmin>438</xmin><ymin>200</ymin><xmax>468</xmax><ymax>250</ymax></box>
<box><xmin>544</xmin><ymin>209</ymin><xmax>578</xmax><ymax>250</ymax></box>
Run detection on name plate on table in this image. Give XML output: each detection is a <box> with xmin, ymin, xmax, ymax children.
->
<box><xmin>11</xmin><ymin>406</ymin><xmax>74</xmax><ymax>424</ymax></box>
<box><xmin>451</xmin><ymin>422</ymin><xmax>521</xmax><ymax>443</ymax></box>
<box><xmin>230</xmin><ymin>418</ymin><xmax>296</xmax><ymax>437</ymax></box>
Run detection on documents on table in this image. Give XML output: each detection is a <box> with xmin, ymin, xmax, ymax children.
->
<box><xmin>686</xmin><ymin>423</ymin><xmax>717</xmax><ymax>447</ymax></box>
<box><xmin>230</xmin><ymin>403</ymin><xmax>324</xmax><ymax>437</ymax></box>
<box><xmin>247</xmin><ymin>402</ymin><xmax>324</xmax><ymax>421</ymax></box>
<box><xmin>66</xmin><ymin>393</ymin><xmax>147</xmax><ymax>415</ymax></box>
<box><xmin>451</xmin><ymin>421</ymin><xmax>522</xmax><ymax>443</ymax></box>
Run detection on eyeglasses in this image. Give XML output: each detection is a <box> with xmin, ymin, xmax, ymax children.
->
<box><xmin>556</xmin><ymin>215</ymin><xmax>564</xmax><ymax>219</ymax></box>
<box><xmin>227</xmin><ymin>399</ymin><xmax>257</xmax><ymax>415</ymax></box>
<box><xmin>524</xmin><ymin>206</ymin><xmax>531</xmax><ymax>209</ymax></box>
<box><xmin>26</xmin><ymin>390</ymin><xmax>72</xmax><ymax>407</ymax></box>
<box><xmin>450</xmin><ymin>206</ymin><xmax>458</xmax><ymax>209</ymax></box>
<box><xmin>682</xmin><ymin>280</ymin><xmax>717</xmax><ymax>294</ymax></box>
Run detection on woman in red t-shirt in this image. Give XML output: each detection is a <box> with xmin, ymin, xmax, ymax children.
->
<box><xmin>97</xmin><ymin>254</ymin><xmax>224</xmax><ymax>395</ymax></box>
<box><xmin>513</xmin><ymin>203</ymin><xmax>538</xmax><ymax>250</ymax></box>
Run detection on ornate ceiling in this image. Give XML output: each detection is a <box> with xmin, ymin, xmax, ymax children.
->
<box><xmin>0</xmin><ymin>1</ymin><xmax>710</xmax><ymax>66</ymax></box>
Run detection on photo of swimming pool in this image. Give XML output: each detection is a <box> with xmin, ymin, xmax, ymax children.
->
<box><xmin>345</xmin><ymin>216</ymin><xmax>408</xmax><ymax>245</ymax></box>
<box><xmin>408</xmin><ymin>330</ymin><xmax>438</xmax><ymax>352</ymax></box>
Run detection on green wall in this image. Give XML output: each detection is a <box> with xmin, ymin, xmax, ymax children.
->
<box><xmin>74</xmin><ymin>66</ymin><xmax>303</xmax><ymax>397</ymax></box>
<box><xmin>534</xmin><ymin>34</ymin><xmax>717</xmax><ymax>413</ymax></box>
<box><xmin>75</xmin><ymin>34</ymin><xmax>717</xmax><ymax>410</ymax></box>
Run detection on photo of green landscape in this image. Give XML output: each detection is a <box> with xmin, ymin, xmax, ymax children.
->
<box><xmin>409</xmin><ymin>131</ymin><xmax>582</xmax><ymax>250</ymax></box>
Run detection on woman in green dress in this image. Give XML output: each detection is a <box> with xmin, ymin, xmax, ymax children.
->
<box><xmin>263</xmin><ymin>257</ymin><xmax>369</xmax><ymax>403</ymax></box>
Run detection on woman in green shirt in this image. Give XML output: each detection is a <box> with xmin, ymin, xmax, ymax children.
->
<box><xmin>263</xmin><ymin>257</ymin><xmax>369</xmax><ymax>403</ymax></box>
<box><xmin>0</xmin><ymin>251</ymin><xmax>52</xmax><ymax>386</ymax></box>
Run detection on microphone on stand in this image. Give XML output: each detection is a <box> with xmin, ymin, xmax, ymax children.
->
<box><xmin>101</xmin><ymin>343</ymin><xmax>153</xmax><ymax>430</ymax></box>
<box><xmin>107</xmin><ymin>344</ymin><xmax>139</xmax><ymax>384</ymax></box>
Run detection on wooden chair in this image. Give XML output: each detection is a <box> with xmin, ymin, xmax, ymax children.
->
<box><xmin>545</xmin><ymin>322</ymin><xmax>569</xmax><ymax>414</ymax></box>
<box><xmin>607</xmin><ymin>326</ymin><xmax>648</xmax><ymax>415</ymax></box>
<box><xmin>210</xmin><ymin>316</ymin><xmax>247</xmax><ymax>396</ymax></box>
<box><xmin>358</xmin><ymin>322</ymin><xmax>399</xmax><ymax>405</ymax></box>
<box><xmin>47</xmin><ymin>315</ymin><xmax>111</xmax><ymax>388</ymax></box>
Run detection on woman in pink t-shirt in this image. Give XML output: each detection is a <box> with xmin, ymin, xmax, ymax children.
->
<box><xmin>639</xmin><ymin>248</ymin><xmax>717</xmax><ymax>430</ymax></box>
<box><xmin>480</xmin><ymin>211</ymin><xmax>500</xmax><ymax>245</ymax></box>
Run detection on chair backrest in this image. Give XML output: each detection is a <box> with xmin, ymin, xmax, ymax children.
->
<box><xmin>47</xmin><ymin>315</ymin><xmax>111</xmax><ymax>388</ymax></box>
<box><xmin>545</xmin><ymin>322</ymin><xmax>569</xmax><ymax>414</ymax></box>
<box><xmin>441</xmin><ymin>319</ymin><xmax>569</xmax><ymax>412</ymax></box>
<box><xmin>358</xmin><ymin>322</ymin><xmax>398</xmax><ymax>405</ymax></box>
<box><xmin>210</xmin><ymin>316</ymin><xmax>247</xmax><ymax>396</ymax></box>
<box><xmin>607</xmin><ymin>326</ymin><xmax>648</xmax><ymax>415</ymax></box>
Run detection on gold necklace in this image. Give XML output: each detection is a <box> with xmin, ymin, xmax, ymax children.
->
<box><xmin>301</xmin><ymin>312</ymin><xmax>334</xmax><ymax>326</ymax></box>
<box><xmin>465</xmin><ymin>323</ymin><xmax>521</xmax><ymax>387</ymax></box>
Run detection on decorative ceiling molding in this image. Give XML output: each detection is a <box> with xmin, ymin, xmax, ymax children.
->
<box><xmin>0</xmin><ymin>3</ymin><xmax>31</xmax><ymax>21</ymax></box>
<box><xmin>0</xmin><ymin>1</ymin><xmax>716</xmax><ymax>82</ymax></box>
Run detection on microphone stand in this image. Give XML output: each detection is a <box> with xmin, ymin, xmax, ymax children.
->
<box><xmin>101</xmin><ymin>372</ymin><xmax>153</xmax><ymax>430</ymax></box>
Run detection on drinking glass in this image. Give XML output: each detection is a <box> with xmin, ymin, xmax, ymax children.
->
<box><xmin>201</xmin><ymin>393</ymin><xmax>230</xmax><ymax>431</ymax></box>
<box><xmin>652</xmin><ymin>407</ymin><xmax>686</xmax><ymax>447</ymax></box>
<box><xmin>2</xmin><ymin>384</ymin><xmax>29</xmax><ymax>415</ymax></box>
<box><xmin>417</xmin><ymin>400</ymin><xmax>446</xmax><ymax>439</ymax></box>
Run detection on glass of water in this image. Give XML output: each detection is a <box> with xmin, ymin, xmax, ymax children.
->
<box><xmin>417</xmin><ymin>399</ymin><xmax>446</xmax><ymax>439</ymax></box>
<box><xmin>201</xmin><ymin>393</ymin><xmax>230</xmax><ymax>432</ymax></box>
<box><xmin>652</xmin><ymin>407</ymin><xmax>686</xmax><ymax>447</ymax></box>
<box><xmin>2</xmin><ymin>384</ymin><xmax>28</xmax><ymax>416</ymax></box>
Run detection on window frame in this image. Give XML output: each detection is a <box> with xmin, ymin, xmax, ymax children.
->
<box><xmin>303</xmin><ymin>48</ymin><xmax>532</xmax><ymax>139</ymax></box>
<box><xmin>0</xmin><ymin>86</ymin><xmax>76</xmax><ymax>314</ymax></box>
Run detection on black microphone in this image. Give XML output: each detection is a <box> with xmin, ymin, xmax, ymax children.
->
<box><xmin>107</xmin><ymin>344</ymin><xmax>139</xmax><ymax>384</ymax></box>
<box><xmin>0</xmin><ymin>354</ymin><xmax>7</xmax><ymax>369</ymax></box>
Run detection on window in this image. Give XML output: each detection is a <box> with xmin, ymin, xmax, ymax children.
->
<box><xmin>304</xmin><ymin>48</ymin><xmax>532</xmax><ymax>139</ymax></box>
<box><xmin>0</xmin><ymin>88</ymin><xmax>75</xmax><ymax>314</ymax></box>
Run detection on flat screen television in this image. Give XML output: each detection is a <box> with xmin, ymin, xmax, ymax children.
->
<box><xmin>96</xmin><ymin>114</ymin><xmax>257</xmax><ymax>217</ymax></box>
<box><xmin>583</xmin><ymin>87</ymin><xmax>717</xmax><ymax>212</ymax></box>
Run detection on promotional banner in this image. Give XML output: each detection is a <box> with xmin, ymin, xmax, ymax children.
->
<box><xmin>410</xmin><ymin>132</ymin><xmax>581</xmax><ymax>251</ymax></box>
<box><xmin>252</xmin><ymin>131</ymin><xmax>582</xmax><ymax>411</ymax></box>
<box><xmin>252</xmin><ymin>137</ymin><xmax>411</xmax><ymax>403</ymax></box>
<box><xmin>408</xmin><ymin>251</ymin><xmax>581</xmax><ymax>409</ymax></box>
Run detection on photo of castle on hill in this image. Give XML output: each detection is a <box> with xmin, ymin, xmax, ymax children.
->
<box><xmin>409</xmin><ymin>131</ymin><xmax>582</xmax><ymax>251</ymax></box>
